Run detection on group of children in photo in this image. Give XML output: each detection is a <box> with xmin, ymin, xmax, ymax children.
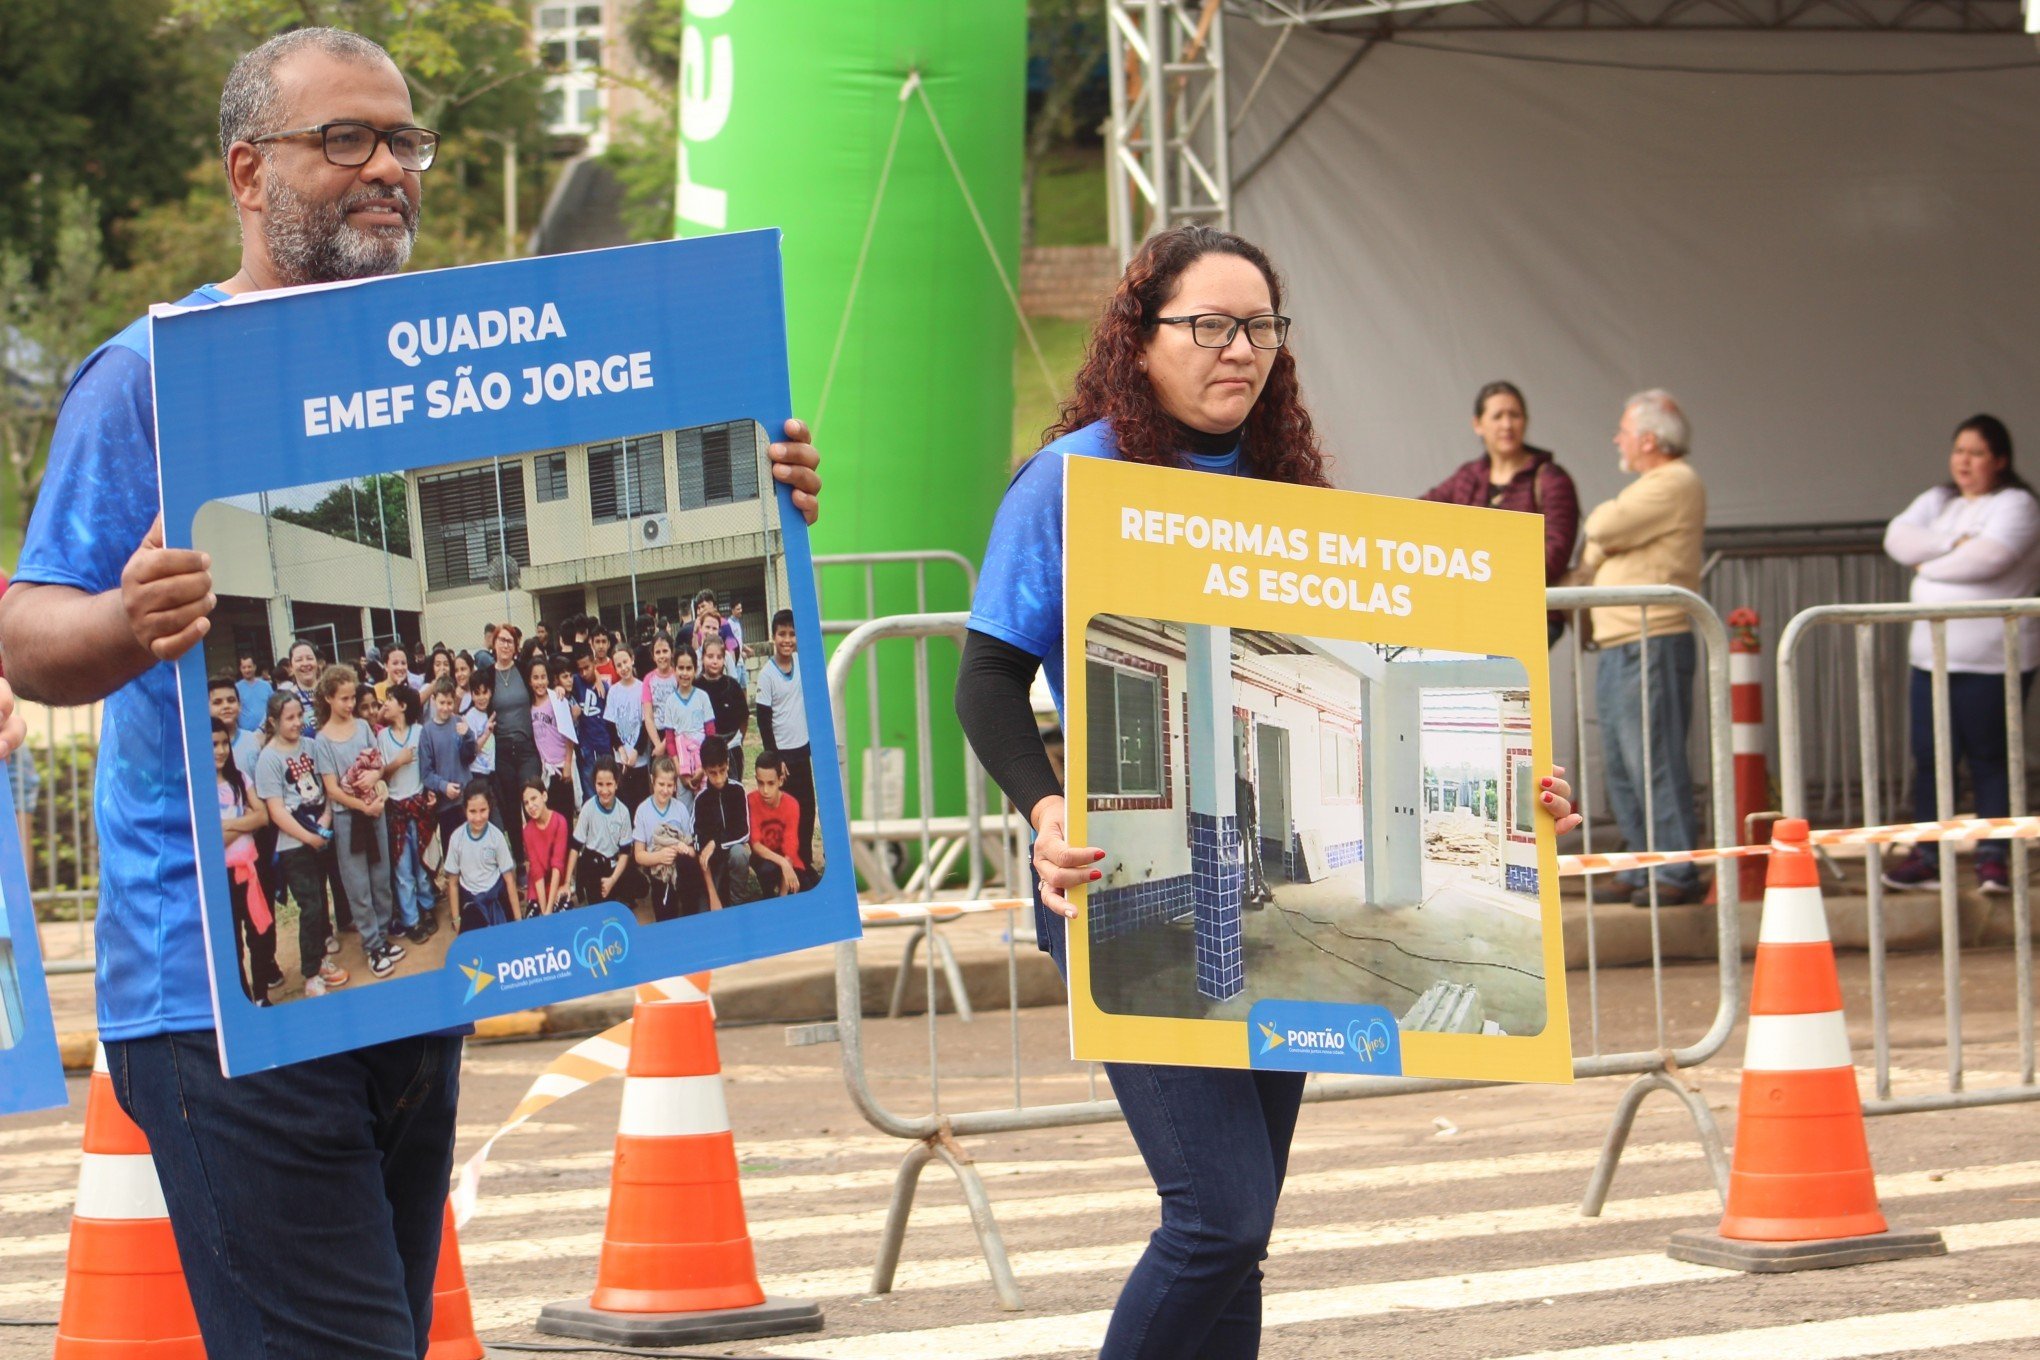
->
<box><xmin>206</xmin><ymin>591</ymin><xmax>820</xmax><ymax>1005</ymax></box>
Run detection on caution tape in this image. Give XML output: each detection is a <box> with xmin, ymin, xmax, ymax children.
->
<box><xmin>451</xmin><ymin>973</ymin><xmax>706</xmax><ymax>1228</ymax></box>
<box><xmin>859</xmin><ymin>897</ymin><xmax>1026</xmax><ymax>924</ymax></box>
<box><xmin>1558</xmin><ymin>815</ymin><xmax>2040</xmax><ymax>877</ymax></box>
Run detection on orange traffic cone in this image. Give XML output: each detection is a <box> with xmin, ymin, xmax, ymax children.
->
<box><xmin>1670</xmin><ymin>820</ymin><xmax>1945</xmax><ymax>1271</ymax></box>
<box><xmin>55</xmin><ymin>1045</ymin><xmax>206</xmax><ymax>1358</ymax></box>
<box><xmin>537</xmin><ymin>976</ymin><xmax>823</xmax><ymax>1344</ymax></box>
<box><xmin>426</xmin><ymin>1200</ymin><xmax>484</xmax><ymax>1360</ymax></box>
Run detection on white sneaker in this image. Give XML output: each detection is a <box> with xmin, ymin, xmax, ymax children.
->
<box><xmin>325</xmin><ymin>935</ymin><xmax>341</xmax><ymax>956</ymax></box>
<box><xmin>304</xmin><ymin>975</ymin><xmax>328</xmax><ymax>998</ymax></box>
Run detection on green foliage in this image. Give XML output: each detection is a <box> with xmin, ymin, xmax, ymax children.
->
<box><xmin>1023</xmin><ymin>0</ymin><xmax>1107</xmax><ymax>246</ymax></box>
<box><xmin>23</xmin><ymin>735</ymin><xmax>101</xmax><ymax>915</ymax></box>
<box><xmin>0</xmin><ymin>0</ymin><xmax>220</xmax><ymax>274</ymax></box>
<box><xmin>1031</xmin><ymin>145</ymin><xmax>1106</xmax><ymax>247</ymax></box>
<box><xmin>0</xmin><ymin>188</ymin><xmax>107</xmax><ymax>532</ymax></box>
<box><xmin>1012</xmin><ymin>316</ymin><xmax>1091</xmax><ymax>465</ymax></box>
<box><xmin>272</xmin><ymin>473</ymin><xmax>414</xmax><ymax>556</ymax></box>
<box><xmin>603</xmin><ymin>111</ymin><xmax>678</xmax><ymax>245</ymax></box>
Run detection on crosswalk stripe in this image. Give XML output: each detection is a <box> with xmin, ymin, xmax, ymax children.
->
<box><xmin>1487</xmin><ymin>1298</ymin><xmax>2040</xmax><ymax>1360</ymax></box>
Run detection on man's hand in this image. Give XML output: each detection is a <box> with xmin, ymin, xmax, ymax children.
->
<box><xmin>121</xmin><ymin>516</ymin><xmax>214</xmax><ymax>662</ymax></box>
<box><xmin>768</xmin><ymin>419</ymin><xmax>822</xmax><ymax>525</ymax></box>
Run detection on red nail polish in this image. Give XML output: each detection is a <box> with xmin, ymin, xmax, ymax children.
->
<box><xmin>1093</xmin><ymin>849</ymin><xmax>1106</xmax><ymax>861</ymax></box>
<box><xmin>1090</xmin><ymin>869</ymin><xmax>1103</xmax><ymax>881</ymax></box>
<box><xmin>1541</xmin><ymin>792</ymin><xmax>1552</xmax><ymax>803</ymax></box>
<box><xmin>1541</xmin><ymin>777</ymin><xmax>1552</xmax><ymax>788</ymax></box>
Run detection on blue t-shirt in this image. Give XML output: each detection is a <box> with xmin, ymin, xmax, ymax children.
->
<box><xmin>16</xmin><ymin>286</ymin><xmax>229</xmax><ymax>1040</ymax></box>
<box><xmin>966</xmin><ymin>418</ymin><xmax>1240</xmax><ymax>967</ymax></box>
<box><xmin>570</xmin><ymin>674</ymin><xmax>614</xmax><ymax>759</ymax></box>
<box><xmin>233</xmin><ymin>678</ymin><xmax>273</xmax><ymax>731</ymax></box>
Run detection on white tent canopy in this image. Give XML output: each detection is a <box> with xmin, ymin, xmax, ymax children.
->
<box><xmin>1108</xmin><ymin>0</ymin><xmax>2040</xmax><ymax>527</ymax></box>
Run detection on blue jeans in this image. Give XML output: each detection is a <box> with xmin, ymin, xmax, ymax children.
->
<box><xmin>1911</xmin><ymin>667</ymin><xmax>2037</xmax><ymax>867</ymax></box>
<box><xmin>1595</xmin><ymin>632</ymin><xmax>1701</xmax><ymax>891</ymax></box>
<box><xmin>108</xmin><ymin>1029</ymin><xmax>462</xmax><ymax>1359</ymax></box>
<box><xmin>1100</xmin><ymin>1062</ymin><xmax>1307</xmax><ymax>1359</ymax></box>
<box><xmin>389</xmin><ymin>812</ymin><xmax>432</xmax><ymax>930</ymax></box>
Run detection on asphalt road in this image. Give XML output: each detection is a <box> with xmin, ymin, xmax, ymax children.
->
<box><xmin>4</xmin><ymin>951</ymin><xmax>2037</xmax><ymax>1359</ymax></box>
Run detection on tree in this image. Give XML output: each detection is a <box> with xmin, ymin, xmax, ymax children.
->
<box><xmin>1023</xmin><ymin>0</ymin><xmax>1108</xmax><ymax>247</ymax></box>
<box><xmin>0</xmin><ymin>188</ymin><xmax>106</xmax><ymax>536</ymax></box>
<box><xmin>272</xmin><ymin>473</ymin><xmax>413</xmax><ymax>556</ymax></box>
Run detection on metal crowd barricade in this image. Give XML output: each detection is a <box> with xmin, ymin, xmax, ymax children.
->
<box><xmin>1777</xmin><ymin>598</ymin><xmax>2040</xmax><ymax>1116</ymax></box>
<box><xmin>18</xmin><ymin>702</ymin><xmax>102</xmax><ymax>977</ymax></box>
<box><xmin>823</xmin><ymin>586</ymin><xmax>1742</xmax><ymax>1310</ymax></box>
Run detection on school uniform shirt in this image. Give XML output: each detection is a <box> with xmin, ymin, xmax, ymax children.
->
<box><xmin>572</xmin><ymin>796</ymin><xmax>634</xmax><ymax>860</ymax></box>
<box><xmin>634</xmin><ymin>793</ymin><xmax>697</xmax><ymax>849</ymax></box>
<box><xmin>755</xmin><ymin>655</ymin><xmax>809</xmax><ymax>750</ymax></box>
<box><xmin>694</xmin><ymin>781</ymin><xmax>750</xmax><ymax>849</ymax></box>
<box><xmin>570</xmin><ymin>674</ymin><xmax>614</xmax><ymax>759</ymax></box>
<box><xmin>970</xmin><ymin>417</ymin><xmax>1240</xmax><ymax>965</ymax></box>
<box><xmin>231</xmin><ymin>728</ymin><xmax>265</xmax><ymax>786</ymax></box>
<box><xmin>13</xmin><ymin>285</ymin><xmax>231</xmax><ymax>1039</ymax></box>
<box><xmin>646</xmin><ymin>673</ymin><xmax>714</xmax><ymax>740</ymax></box>
<box><xmin>376</xmin><ymin>724</ymin><xmax>424</xmax><ymax>800</ymax></box>
<box><xmin>747</xmin><ymin>789</ymin><xmax>805</xmax><ymax>870</ymax></box>
<box><xmin>233</xmin><ymin>677</ymin><xmax>273</xmax><ymax>732</ymax></box>
<box><xmin>604</xmin><ymin>679</ymin><xmax>645</xmax><ymax>755</ymax></box>
<box><xmin>467</xmin><ymin>708</ymin><xmax>497</xmax><ymax>775</ymax></box>
<box><xmin>443</xmin><ymin>821</ymin><xmax>516</xmax><ymax>897</ymax></box>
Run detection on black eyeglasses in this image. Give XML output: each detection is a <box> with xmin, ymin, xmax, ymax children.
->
<box><xmin>249</xmin><ymin>121</ymin><xmax>441</xmax><ymax>172</ymax></box>
<box><xmin>1154</xmin><ymin>313</ymin><xmax>1291</xmax><ymax>350</ymax></box>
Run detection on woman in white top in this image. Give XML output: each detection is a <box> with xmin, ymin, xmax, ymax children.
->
<box><xmin>1882</xmin><ymin>414</ymin><xmax>2040</xmax><ymax>894</ymax></box>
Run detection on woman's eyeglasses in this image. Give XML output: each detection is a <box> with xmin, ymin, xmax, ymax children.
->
<box><xmin>1154</xmin><ymin>313</ymin><xmax>1291</xmax><ymax>350</ymax></box>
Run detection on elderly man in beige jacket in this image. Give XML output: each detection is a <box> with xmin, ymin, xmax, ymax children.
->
<box><xmin>1577</xmin><ymin>389</ymin><xmax>1707</xmax><ymax>905</ymax></box>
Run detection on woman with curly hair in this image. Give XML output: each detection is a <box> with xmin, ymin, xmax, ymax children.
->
<box><xmin>956</xmin><ymin>225</ymin><xmax>1582</xmax><ymax>1358</ymax></box>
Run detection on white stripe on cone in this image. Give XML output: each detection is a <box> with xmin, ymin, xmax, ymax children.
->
<box><xmin>1733</xmin><ymin>727</ymin><xmax>1765</xmax><ymax>756</ymax></box>
<box><xmin>73</xmin><ymin>1151</ymin><xmax>171</xmax><ymax>1220</ymax></box>
<box><xmin>1730</xmin><ymin>652</ymin><xmax>1762</xmax><ymax>685</ymax></box>
<box><xmin>1743</xmin><ymin>1010</ymin><xmax>1854</xmax><ymax>1071</ymax></box>
<box><xmin>1756</xmin><ymin>886</ymin><xmax>1833</xmax><ymax>944</ymax></box>
<box><xmin>617</xmin><ymin>1075</ymin><xmax>731</xmax><ymax>1137</ymax></box>
<box><xmin>92</xmin><ymin>1044</ymin><xmax>109</xmax><ymax>1076</ymax></box>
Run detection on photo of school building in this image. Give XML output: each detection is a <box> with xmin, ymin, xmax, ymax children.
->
<box><xmin>1083</xmin><ymin>615</ymin><xmax>1546</xmax><ymax>1036</ymax></box>
<box><xmin>200</xmin><ymin>418</ymin><xmax>787</xmax><ymax>665</ymax></box>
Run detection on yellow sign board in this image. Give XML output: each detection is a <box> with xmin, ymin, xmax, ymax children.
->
<box><xmin>1064</xmin><ymin>456</ymin><xmax>1571</xmax><ymax>1083</ymax></box>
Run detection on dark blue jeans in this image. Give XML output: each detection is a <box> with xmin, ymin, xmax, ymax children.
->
<box><xmin>1910</xmin><ymin>667</ymin><xmax>2037</xmax><ymax>867</ymax></box>
<box><xmin>1594</xmin><ymin>632</ymin><xmax>1702</xmax><ymax>891</ymax></box>
<box><xmin>108</xmin><ymin>1030</ymin><xmax>462</xmax><ymax>1359</ymax></box>
<box><xmin>1100</xmin><ymin>1062</ymin><xmax>1307</xmax><ymax>1359</ymax></box>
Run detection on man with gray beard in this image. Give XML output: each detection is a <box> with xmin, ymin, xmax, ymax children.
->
<box><xmin>0</xmin><ymin>27</ymin><xmax>824</xmax><ymax>1358</ymax></box>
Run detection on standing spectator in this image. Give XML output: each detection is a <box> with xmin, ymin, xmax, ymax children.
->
<box><xmin>312</xmin><ymin>664</ymin><xmax>401</xmax><ymax>975</ymax></box>
<box><xmin>1576</xmin><ymin>389</ymin><xmax>1708</xmax><ymax>906</ymax></box>
<box><xmin>569</xmin><ymin>645</ymin><xmax>614</xmax><ymax>797</ymax></box>
<box><xmin>605</xmin><ymin>647</ymin><xmax>651</xmax><ymax>811</ymax></box>
<box><xmin>253</xmin><ymin>692</ymin><xmax>347</xmax><ymax>998</ymax></box>
<box><xmin>756</xmin><ymin>608</ymin><xmax>816</xmax><ymax>870</ymax></box>
<box><xmin>213</xmin><ymin>717</ymin><xmax>277</xmax><ymax>1003</ymax></box>
<box><xmin>1881</xmin><ymin>415</ymin><xmax>2040</xmax><ymax>894</ymax></box>
<box><xmin>283</xmin><ymin>638</ymin><xmax>322</xmax><ymax>707</ymax></box>
<box><xmin>590</xmin><ymin>627</ymin><xmax>620</xmax><ymax>684</ymax></box>
<box><xmin>234</xmin><ymin>653</ymin><xmax>273</xmax><ymax>732</ymax></box>
<box><xmin>420</xmin><ymin>678</ymin><xmax>475</xmax><ymax>860</ymax></box>
<box><xmin>698</xmin><ymin>635</ymin><xmax>750</xmax><ymax>779</ymax></box>
<box><xmin>488</xmin><ymin>624</ymin><xmax>542</xmax><ymax>855</ymax></box>
<box><xmin>526</xmin><ymin>654</ymin><xmax>577</xmax><ymax>811</ymax></box>
<box><xmin>377</xmin><ymin>683</ymin><xmax>436</xmax><ymax>942</ymax></box>
<box><xmin>373</xmin><ymin>642</ymin><xmax>423</xmax><ymax>701</ymax></box>
<box><xmin>729</xmin><ymin>600</ymin><xmax>752</xmax><ymax>690</ymax></box>
<box><xmin>1421</xmin><ymin>380</ymin><xmax>1580</xmax><ymax>646</ymax></box>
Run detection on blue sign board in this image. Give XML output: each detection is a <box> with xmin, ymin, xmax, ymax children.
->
<box><xmin>154</xmin><ymin>233</ymin><xmax>860</xmax><ymax>1074</ymax></box>
<box><xmin>0</xmin><ymin>763</ymin><xmax>68</xmax><ymax>1114</ymax></box>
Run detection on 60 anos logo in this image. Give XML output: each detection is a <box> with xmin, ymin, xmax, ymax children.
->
<box><xmin>574</xmin><ymin>919</ymin><xmax>630</xmax><ymax>979</ymax></box>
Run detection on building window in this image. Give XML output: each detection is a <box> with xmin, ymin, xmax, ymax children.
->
<box><xmin>1087</xmin><ymin>660</ymin><xmax>1163</xmax><ymax>797</ymax></box>
<box><xmin>675</xmin><ymin>422</ymin><xmax>759</xmax><ymax>510</ymax></box>
<box><xmin>587</xmin><ymin>435</ymin><xmax>667</xmax><ymax>523</ymax></box>
<box><xmin>535</xmin><ymin>451</ymin><xmax>569</xmax><ymax>503</ymax></box>
<box><xmin>1320</xmin><ymin>726</ymin><xmax>1358</xmax><ymax>801</ymax></box>
<box><xmin>538</xmin><ymin>1</ymin><xmax>605</xmax><ymax>142</ymax></box>
<box><xmin>418</xmin><ymin>463</ymin><xmax>528</xmax><ymax>591</ymax></box>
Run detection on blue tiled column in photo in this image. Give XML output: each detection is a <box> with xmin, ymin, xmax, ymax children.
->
<box><xmin>1185</xmin><ymin>624</ymin><xmax>1244</xmax><ymax>1000</ymax></box>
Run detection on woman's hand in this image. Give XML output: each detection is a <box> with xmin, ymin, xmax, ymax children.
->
<box><xmin>768</xmin><ymin>418</ymin><xmax>821</xmax><ymax>525</ymax></box>
<box><xmin>1028</xmin><ymin>794</ymin><xmax>1105</xmax><ymax>920</ymax></box>
<box><xmin>1540</xmin><ymin>765</ymin><xmax>1583</xmax><ymax>836</ymax></box>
